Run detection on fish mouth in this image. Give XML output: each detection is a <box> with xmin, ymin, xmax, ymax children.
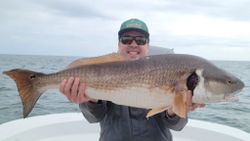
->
<box><xmin>224</xmin><ymin>84</ymin><xmax>244</xmax><ymax>102</ymax></box>
<box><xmin>224</xmin><ymin>92</ymin><xmax>240</xmax><ymax>102</ymax></box>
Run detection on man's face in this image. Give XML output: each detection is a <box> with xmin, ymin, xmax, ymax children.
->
<box><xmin>118</xmin><ymin>31</ymin><xmax>149</xmax><ymax>60</ymax></box>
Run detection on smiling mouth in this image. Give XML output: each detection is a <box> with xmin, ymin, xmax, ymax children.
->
<box><xmin>127</xmin><ymin>51</ymin><xmax>140</xmax><ymax>55</ymax></box>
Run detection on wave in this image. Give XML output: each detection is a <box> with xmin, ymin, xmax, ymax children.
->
<box><xmin>0</xmin><ymin>87</ymin><xmax>13</xmax><ymax>91</ymax></box>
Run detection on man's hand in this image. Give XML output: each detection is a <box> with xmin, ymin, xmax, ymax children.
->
<box><xmin>59</xmin><ymin>77</ymin><xmax>96</xmax><ymax>104</ymax></box>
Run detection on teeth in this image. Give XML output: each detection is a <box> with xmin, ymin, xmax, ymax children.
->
<box><xmin>128</xmin><ymin>51</ymin><xmax>139</xmax><ymax>55</ymax></box>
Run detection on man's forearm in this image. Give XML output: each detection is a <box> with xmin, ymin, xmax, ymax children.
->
<box><xmin>159</xmin><ymin>111</ymin><xmax>188</xmax><ymax>131</ymax></box>
<box><xmin>79</xmin><ymin>100</ymin><xmax>107</xmax><ymax>123</ymax></box>
<box><xmin>165</xmin><ymin>115</ymin><xmax>188</xmax><ymax>131</ymax></box>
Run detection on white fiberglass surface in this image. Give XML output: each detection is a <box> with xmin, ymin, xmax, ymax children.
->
<box><xmin>0</xmin><ymin>113</ymin><xmax>249</xmax><ymax>141</ymax></box>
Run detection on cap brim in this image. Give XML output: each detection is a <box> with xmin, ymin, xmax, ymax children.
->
<box><xmin>118</xmin><ymin>28</ymin><xmax>149</xmax><ymax>38</ymax></box>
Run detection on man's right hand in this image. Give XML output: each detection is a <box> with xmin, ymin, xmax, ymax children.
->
<box><xmin>59</xmin><ymin>77</ymin><xmax>95</xmax><ymax>104</ymax></box>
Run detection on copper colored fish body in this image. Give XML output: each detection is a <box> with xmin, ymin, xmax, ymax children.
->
<box><xmin>3</xmin><ymin>53</ymin><xmax>244</xmax><ymax>118</ymax></box>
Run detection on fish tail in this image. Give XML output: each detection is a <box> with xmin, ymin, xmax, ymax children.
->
<box><xmin>3</xmin><ymin>69</ymin><xmax>46</xmax><ymax>118</ymax></box>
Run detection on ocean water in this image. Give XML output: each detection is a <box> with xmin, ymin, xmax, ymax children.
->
<box><xmin>0</xmin><ymin>54</ymin><xmax>249</xmax><ymax>133</ymax></box>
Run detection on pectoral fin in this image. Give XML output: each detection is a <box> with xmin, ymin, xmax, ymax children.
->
<box><xmin>66</xmin><ymin>53</ymin><xmax>126</xmax><ymax>69</ymax></box>
<box><xmin>172</xmin><ymin>91</ymin><xmax>188</xmax><ymax>118</ymax></box>
<box><xmin>146</xmin><ymin>107</ymin><xmax>169</xmax><ymax>118</ymax></box>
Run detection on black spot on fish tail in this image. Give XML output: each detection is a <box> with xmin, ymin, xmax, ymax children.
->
<box><xmin>187</xmin><ymin>72</ymin><xmax>199</xmax><ymax>95</ymax></box>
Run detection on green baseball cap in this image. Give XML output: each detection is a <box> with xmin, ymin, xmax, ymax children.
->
<box><xmin>118</xmin><ymin>18</ymin><xmax>149</xmax><ymax>38</ymax></box>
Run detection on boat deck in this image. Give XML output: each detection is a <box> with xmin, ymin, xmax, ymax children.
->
<box><xmin>0</xmin><ymin>113</ymin><xmax>249</xmax><ymax>141</ymax></box>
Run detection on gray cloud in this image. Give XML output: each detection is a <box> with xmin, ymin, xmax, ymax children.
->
<box><xmin>0</xmin><ymin>0</ymin><xmax>249</xmax><ymax>60</ymax></box>
<box><xmin>154</xmin><ymin>0</ymin><xmax>250</xmax><ymax>21</ymax></box>
<box><xmin>30</xmin><ymin>0</ymin><xmax>115</xmax><ymax>19</ymax></box>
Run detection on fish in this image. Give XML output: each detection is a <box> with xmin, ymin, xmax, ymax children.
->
<box><xmin>3</xmin><ymin>53</ymin><xmax>245</xmax><ymax>118</ymax></box>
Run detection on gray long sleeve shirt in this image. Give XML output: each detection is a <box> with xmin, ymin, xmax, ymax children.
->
<box><xmin>79</xmin><ymin>101</ymin><xmax>187</xmax><ymax>141</ymax></box>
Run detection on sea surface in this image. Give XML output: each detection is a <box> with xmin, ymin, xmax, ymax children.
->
<box><xmin>0</xmin><ymin>54</ymin><xmax>249</xmax><ymax>133</ymax></box>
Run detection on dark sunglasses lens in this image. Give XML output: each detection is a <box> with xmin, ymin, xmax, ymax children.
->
<box><xmin>120</xmin><ymin>36</ymin><xmax>148</xmax><ymax>45</ymax></box>
<box><xmin>135</xmin><ymin>37</ymin><xmax>147</xmax><ymax>45</ymax></box>
<box><xmin>120</xmin><ymin>37</ymin><xmax>133</xmax><ymax>45</ymax></box>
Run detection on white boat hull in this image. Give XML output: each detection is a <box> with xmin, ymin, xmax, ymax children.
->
<box><xmin>0</xmin><ymin>113</ymin><xmax>249</xmax><ymax>141</ymax></box>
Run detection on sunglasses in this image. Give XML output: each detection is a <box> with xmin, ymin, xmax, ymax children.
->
<box><xmin>119</xmin><ymin>36</ymin><xmax>149</xmax><ymax>45</ymax></box>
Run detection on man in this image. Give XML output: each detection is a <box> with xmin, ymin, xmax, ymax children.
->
<box><xmin>60</xmin><ymin>18</ymin><xmax>205</xmax><ymax>141</ymax></box>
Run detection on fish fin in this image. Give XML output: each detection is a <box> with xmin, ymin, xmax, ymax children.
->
<box><xmin>3</xmin><ymin>69</ymin><xmax>46</xmax><ymax>118</ymax></box>
<box><xmin>170</xmin><ymin>72</ymin><xmax>192</xmax><ymax>118</ymax></box>
<box><xmin>172</xmin><ymin>90</ymin><xmax>188</xmax><ymax>118</ymax></box>
<box><xmin>146</xmin><ymin>107</ymin><xmax>169</xmax><ymax>118</ymax></box>
<box><xmin>66</xmin><ymin>53</ymin><xmax>126</xmax><ymax>69</ymax></box>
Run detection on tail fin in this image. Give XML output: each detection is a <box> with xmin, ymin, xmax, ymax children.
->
<box><xmin>3</xmin><ymin>69</ymin><xmax>46</xmax><ymax>118</ymax></box>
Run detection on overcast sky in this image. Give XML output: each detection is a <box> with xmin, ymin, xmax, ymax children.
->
<box><xmin>1</xmin><ymin>0</ymin><xmax>250</xmax><ymax>61</ymax></box>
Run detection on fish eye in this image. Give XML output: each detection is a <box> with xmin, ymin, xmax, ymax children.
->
<box><xmin>227</xmin><ymin>80</ymin><xmax>233</xmax><ymax>84</ymax></box>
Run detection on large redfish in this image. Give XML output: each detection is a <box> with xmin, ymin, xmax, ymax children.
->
<box><xmin>3</xmin><ymin>53</ymin><xmax>244</xmax><ymax>118</ymax></box>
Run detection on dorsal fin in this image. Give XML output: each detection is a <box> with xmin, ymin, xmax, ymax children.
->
<box><xmin>66</xmin><ymin>53</ymin><xmax>126</xmax><ymax>69</ymax></box>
